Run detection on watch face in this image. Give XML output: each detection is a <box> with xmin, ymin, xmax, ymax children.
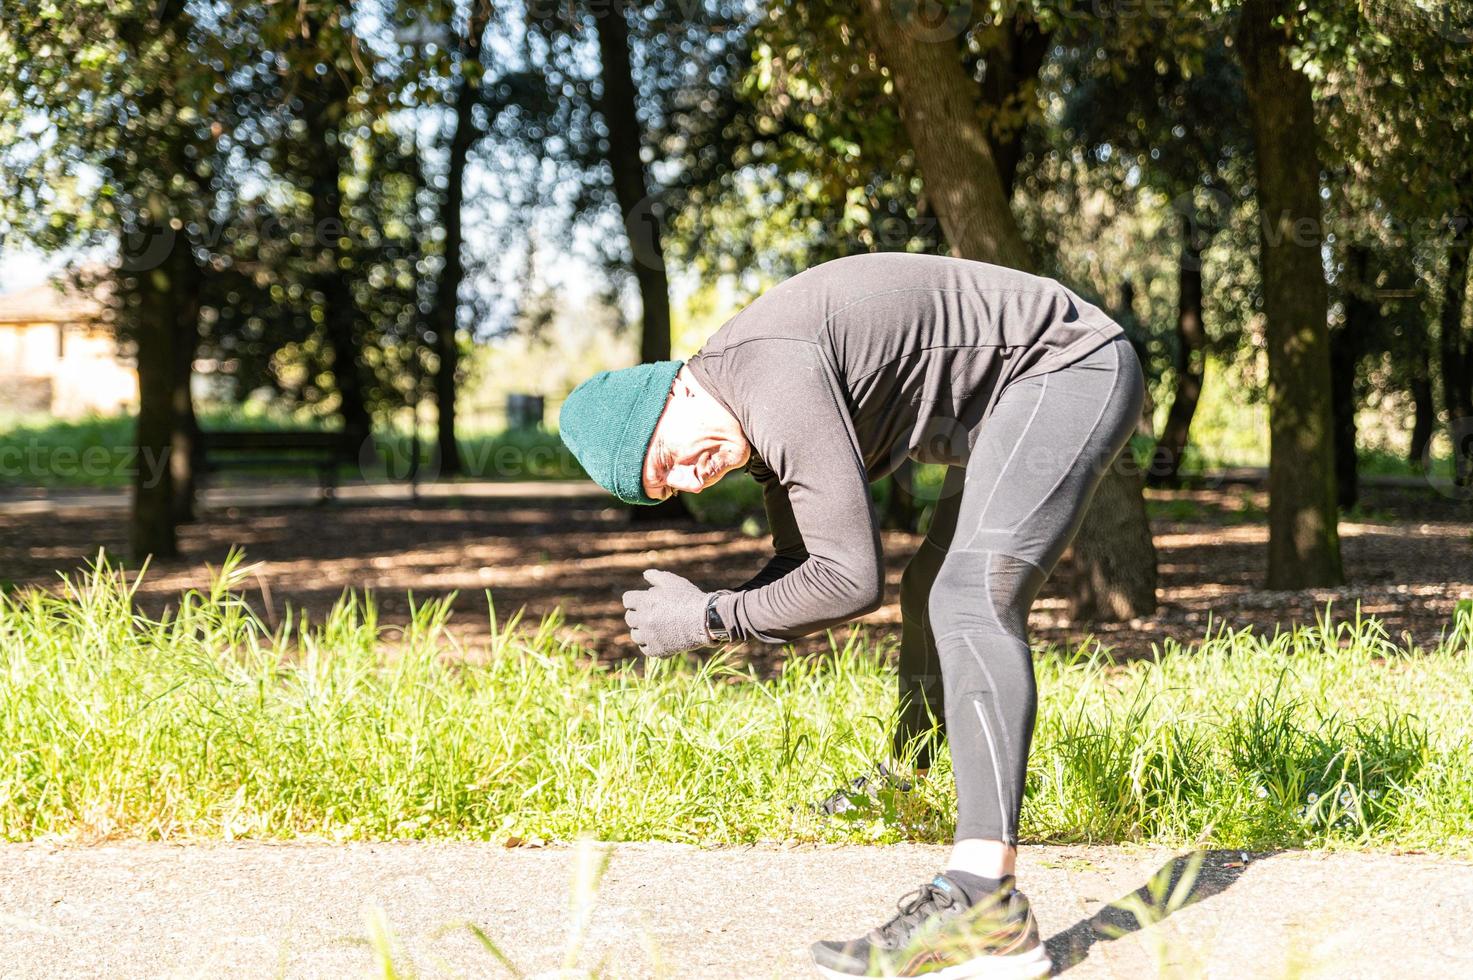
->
<box><xmin>706</xmin><ymin>597</ymin><xmax>728</xmax><ymax>640</ymax></box>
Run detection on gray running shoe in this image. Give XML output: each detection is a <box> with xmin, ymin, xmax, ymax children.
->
<box><xmin>816</xmin><ymin>764</ymin><xmax>914</xmax><ymax>816</ymax></box>
<box><xmin>810</xmin><ymin>874</ymin><xmax>1050</xmax><ymax>979</ymax></box>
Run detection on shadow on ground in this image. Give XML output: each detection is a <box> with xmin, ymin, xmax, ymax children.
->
<box><xmin>1047</xmin><ymin>849</ymin><xmax>1276</xmax><ymax>975</ymax></box>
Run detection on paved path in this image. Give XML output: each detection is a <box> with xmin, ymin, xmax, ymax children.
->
<box><xmin>1</xmin><ymin>842</ymin><xmax>1468</xmax><ymax>978</ymax></box>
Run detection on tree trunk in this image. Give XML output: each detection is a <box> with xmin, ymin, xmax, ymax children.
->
<box><xmin>430</xmin><ymin>2</ymin><xmax>492</xmax><ymax>478</ymax></box>
<box><xmin>302</xmin><ymin>82</ymin><xmax>372</xmax><ymax>454</ymax></box>
<box><xmin>171</xmin><ymin>274</ymin><xmax>201</xmax><ymax>525</ymax></box>
<box><xmin>858</xmin><ymin>0</ymin><xmax>1157</xmax><ymax>620</ymax></box>
<box><xmin>594</xmin><ymin>1</ymin><xmax>673</xmax><ymax>364</ymax></box>
<box><xmin>1332</xmin><ymin>245</ymin><xmax>1377</xmax><ymax>511</ymax></box>
<box><xmin>855</xmin><ymin>1</ymin><xmax>1033</xmax><ymax>270</ymax></box>
<box><xmin>129</xmin><ymin>233</ymin><xmax>199</xmax><ymax>560</ymax></box>
<box><xmin>1151</xmin><ymin>216</ymin><xmax>1207</xmax><ymax>486</ymax></box>
<box><xmin>129</xmin><ymin>268</ymin><xmax>176</xmax><ymax>560</ymax></box>
<box><xmin>1440</xmin><ymin>221</ymin><xmax>1473</xmax><ymax>484</ymax></box>
<box><xmin>1117</xmin><ymin>277</ymin><xmax>1156</xmax><ymax>438</ymax></box>
<box><xmin>1409</xmin><ymin>328</ymin><xmax>1436</xmax><ymax>464</ymax></box>
<box><xmin>1394</xmin><ymin>250</ymin><xmax>1435</xmax><ymax>464</ymax></box>
<box><xmin>1236</xmin><ymin>0</ymin><xmax>1343</xmax><ymax>588</ymax></box>
<box><xmin>1329</xmin><ymin>329</ymin><xmax>1359</xmax><ymax>511</ymax></box>
<box><xmin>595</xmin><ymin>2</ymin><xmax>690</xmax><ymax>523</ymax></box>
<box><xmin>977</xmin><ymin>16</ymin><xmax>1050</xmax><ymax>196</ymax></box>
<box><xmin>120</xmin><ymin>0</ymin><xmax>195</xmax><ymax>560</ymax></box>
<box><xmin>168</xmin><ymin>136</ymin><xmax>202</xmax><ymax>525</ymax></box>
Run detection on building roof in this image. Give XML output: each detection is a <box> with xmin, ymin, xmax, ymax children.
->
<box><xmin>0</xmin><ymin>277</ymin><xmax>105</xmax><ymax>325</ymax></box>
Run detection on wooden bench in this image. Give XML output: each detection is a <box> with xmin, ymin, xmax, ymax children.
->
<box><xmin>195</xmin><ymin>430</ymin><xmax>356</xmax><ymax>500</ymax></box>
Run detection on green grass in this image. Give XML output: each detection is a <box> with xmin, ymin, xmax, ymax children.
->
<box><xmin>0</xmin><ymin>408</ymin><xmax>587</xmax><ymax>488</ymax></box>
<box><xmin>1357</xmin><ymin>447</ymin><xmax>1422</xmax><ymax>478</ymax></box>
<box><xmin>0</xmin><ymin>412</ymin><xmax>137</xmax><ymax>487</ymax></box>
<box><xmin>0</xmin><ymin>406</ymin><xmax>340</xmax><ymax>489</ymax></box>
<box><xmin>455</xmin><ymin>427</ymin><xmax>584</xmax><ymax>480</ymax></box>
<box><xmin>3</xmin><ymin>553</ymin><xmax>1471</xmax><ymax>853</ymax></box>
<box><xmin>366</xmin><ymin>426</ymin><xmax>585</xmax><ymax>482</ymax></box>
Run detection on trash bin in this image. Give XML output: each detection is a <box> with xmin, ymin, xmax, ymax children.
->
<box><xmin>506</xmin><ymin>393</ymin><xmax>545</xmax><ymax>430</ymax></box>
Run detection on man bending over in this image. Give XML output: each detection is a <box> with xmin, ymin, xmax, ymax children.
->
<box><xmin>558</xmin><ymin>253</ymin><xmax>1143</xmax><ymax>979</ymax></box>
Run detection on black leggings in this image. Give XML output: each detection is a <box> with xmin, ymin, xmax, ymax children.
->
<box><xmin>894</xmin><ymin>336</ymin><xmax>1144</xmax><ymax>843</ymax></box>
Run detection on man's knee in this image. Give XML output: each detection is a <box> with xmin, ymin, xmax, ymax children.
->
<box><xmin>926</xmin><ymin>553</ymin><xmax>980</xmax><ymax>639</ymax></box>
<box><xmin>927</xmin><ymin>551</ymin><xmax>1045</xmax><ymax>640</ymax></box>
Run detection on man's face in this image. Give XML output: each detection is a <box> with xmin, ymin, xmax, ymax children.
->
<box><xmin>641</xmin><ymin>376</ymin><xmax>750</xmax><ymax>501</ymax></box>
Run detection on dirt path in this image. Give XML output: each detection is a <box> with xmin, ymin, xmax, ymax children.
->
<box><xmin>1</xmin><ymin>479</ymin><xmax>1468</xmax><ymax>662</ymax></box>
<box><xmin>1</xmin><ymin>842</ymin><xmax>1468</xmax><ymax>978</ymax></box>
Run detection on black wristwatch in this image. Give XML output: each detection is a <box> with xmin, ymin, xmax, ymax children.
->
<box><xmin>705</xmin><ymin>592</ymin><xmax>732</xmax><ymax>643</ymax></box>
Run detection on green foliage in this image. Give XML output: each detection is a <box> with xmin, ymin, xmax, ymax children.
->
<box><xmin>3</xmin><ymin>0</ymin><xmax>1467</xmax><ymax>504</ymax></box>
<box><xmin>678</xmin><ymin>0</ymin><xmax>929</xmax><ymax>283</ymax></box>
<box><xmin>3</xmin><ymin>555</ymin><xmax>1472</xmax><ymax>854</ymax></box>
<box><xmin>0</xmin><ymin>0</ymin><xmax>454</xmax><ymax>425</ymax></box>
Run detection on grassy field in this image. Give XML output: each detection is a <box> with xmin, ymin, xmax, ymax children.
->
<box><xmin>0</xmin><ymin>409</ymin><xmax>588</xmax><ymax>488</ymax></box>
<box><xmin>3</xmin><ymin>554</ymin><xmax>1470</xmax><ymax>853</ymax></box>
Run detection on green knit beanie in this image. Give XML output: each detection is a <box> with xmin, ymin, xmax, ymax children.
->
<box><xmin>558</xmin><ymin>360</ymin><xmax>684</xmax><ymax>505</ymax></box>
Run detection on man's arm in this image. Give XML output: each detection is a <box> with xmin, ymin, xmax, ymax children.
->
<box><xmin>734</xmin><ymin>454</ymin><xmax>809</xmax><ymax>591</ymax></box>
<box><xmin>713</xmin><ymin>342</ymin><xmax>884</xmax><ymax>643</ymax></box>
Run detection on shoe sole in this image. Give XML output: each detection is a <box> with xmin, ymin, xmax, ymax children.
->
<box><xmin>813</xmin><ymin>943</ymin><xmax>1051</xmax><ymax>980</ymax></box>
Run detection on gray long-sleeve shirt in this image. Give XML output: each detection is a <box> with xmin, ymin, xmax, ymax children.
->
<box><xmin>685</xmin><ymin>252</ymin><xmax>1123</xmax><ymax>643</ymax></box>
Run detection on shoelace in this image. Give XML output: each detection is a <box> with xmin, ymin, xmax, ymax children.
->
<box><xmin>873</xmin><ymin>881</ymin><xmax>959</xmax><ymax>949</ymax></box>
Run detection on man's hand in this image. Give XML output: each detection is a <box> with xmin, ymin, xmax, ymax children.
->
<box><xmin>621</xmin><ymin>569</ymin><xmax>715</xmax><ymax>658</ymax></box>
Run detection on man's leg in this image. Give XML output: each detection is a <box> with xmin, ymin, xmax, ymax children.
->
<box><xmin>894</xmin><ymin>465</ymin><xmax>965</xmax><ymax>772</ymax></box>
<box><xmin>930</xmin><ymin>337</ymin><xmax>1143</xmax><ymax>872</ymax></box>
<box><xmin>811</xmin><ymin>342</ymin><xmax>1143</xmax><ymax>978</ymax></box>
